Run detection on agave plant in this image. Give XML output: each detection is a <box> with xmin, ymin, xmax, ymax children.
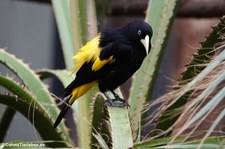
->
<box><xmin>0</xmin><ymin>0</ymin><xmax>225</xmax><ymax>148</ymax></box>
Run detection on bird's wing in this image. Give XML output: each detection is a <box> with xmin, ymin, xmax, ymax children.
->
<box><xmin>72</xmin><ymin>35</ymin><xmax>115</xmax><ymax>72</ymax></box>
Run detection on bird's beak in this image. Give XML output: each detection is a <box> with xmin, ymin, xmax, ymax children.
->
<box><xmin>141</xmin><ymin>35</ymin><xmax>150</xmax><ymax>55</ymax></box>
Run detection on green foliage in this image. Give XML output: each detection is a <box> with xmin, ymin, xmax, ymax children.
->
<box><xmin>128</xmin><ymin>0</ymin><xmax>180</xmax><ymax>139</ymax></box>
<box><xmin>0</xmin><ymin>50</ymin><xmax>58</xmax><ymax>120</ymax></box>
<box><xmin>0</xmin><ymin>49</ymin><xmax>71</xmax><ymax>146</ymax></box>
<box><xmin>181</xmin><ymin>17</ymin><xmax>225</xmax><ymax>82</ymax></box>
<box><xmin>52</xmin><ymin>0</ymin><xmax>97</xmax><ymax>148</ymax></box>
<box><xmin>51</xmin><ymin>0</ymin><xmax>75</xmax><ymax>69</ymax></box>
<box><xmin>107</xmin><ymin>91</ymin><xmax>133</xmax><ymax>149</ymax></box>
<box><xmin>134</xmin><ymin>136</ymin><xmax>225</xmax><ymax>148</ymax></box>
<box><xmin>169</xmin><ymin>46</ymin><xmax>225</xmax><ymax>144</ymax></box>
<box><xmin>155</xmin><ymin>16</ymin><xmax>225</xmax><ymax>135</ymax></box>
<box><xmin>37</xmin><ymin>69</ymin><xmax>74</xmax><ymax>87</ymax></box>
<box><xmin>94</xmin><ymin>0</ymin><xmax>111</xmax><ymax>19</ymax></box>
<box><xmin>90</xmin><ymin>94</ymin><xmax>106</xmax><ymax>148</ymax></box>
<box><xmin>0</xmin><ymin>75</ymin><xmax>69</xmax><ymax>147</ymax></box>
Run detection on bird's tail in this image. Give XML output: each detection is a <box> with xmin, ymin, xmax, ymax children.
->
<box><xmin>53</xmin><ymin>81</ymin><xmax>97</xmax><ymax>128</ymax></box>
<box><xmin>53</xmin><ymin>95</ymin><xmax>71</xmax><ymax>128</ymax></box>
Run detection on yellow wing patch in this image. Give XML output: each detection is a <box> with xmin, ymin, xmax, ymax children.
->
<box><xmin>72</xmin><ymin>35</ymin><xmax>115</xmax><ymax>72</ymax></box>
<box><xmin>92</xmin><ymin>56</ymin><xmax>114</xmax><ymax>71</ymax></box>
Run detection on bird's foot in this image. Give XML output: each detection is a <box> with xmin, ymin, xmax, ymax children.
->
<box><xmin>104</xmin><ymin>98</ymin><xmax>129</xmax><ymax>107</ymax></box>
<box><xmin>103</xmin><ymin>90</ymin><xmax>129</xmax><ymax>107</ymax></box>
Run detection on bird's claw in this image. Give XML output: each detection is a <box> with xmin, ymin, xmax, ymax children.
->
<box><xmin>104</xmin><ymin>98</ymin><xmax>129</xmax><ymax>107</ymax></box>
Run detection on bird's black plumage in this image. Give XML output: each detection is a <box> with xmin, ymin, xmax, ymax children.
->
<box><xmin>54</xmin><ymin>20</ymin><xmax>153</xmax><ymax>128</ymax></box>
<box><xmin>98</xmin><ymin>20</ymin><xmax>152</xmax><ymax>92</ymax></box>
<box><xmin>67</xmin><ymin>20</ymin><xmax>152</xmax><ymax>94</ymax></box>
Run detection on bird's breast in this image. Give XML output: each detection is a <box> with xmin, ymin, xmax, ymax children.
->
<box><xmin>113</xmin><ymin>56</ymin><xmax>144</xmax><ymax>74</ymax></box>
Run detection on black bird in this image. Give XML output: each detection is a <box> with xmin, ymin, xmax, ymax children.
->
<box><xmin>54</xmin><ymin>20</ymin><xmax>153</xmax><ymax>128</ymax></box>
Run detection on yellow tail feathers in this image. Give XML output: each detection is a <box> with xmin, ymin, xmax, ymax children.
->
<box><xmin>68</xmin><ymin>81</ymin><xmax>97</xmax><ymax>105</ymax></box>
<box><xmin>54</xmin><ymin>81</ymin><xmax>97</xmax><ymax>128</ymax></box>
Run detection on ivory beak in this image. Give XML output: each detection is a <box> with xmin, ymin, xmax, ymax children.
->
<box><xmin>141</xmin><ymin>35</ymin><xmax>150</xmax><ymax>55</ymax></box>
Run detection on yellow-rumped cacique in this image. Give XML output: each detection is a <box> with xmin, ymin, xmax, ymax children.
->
<box><xmin>54</xmin><ymin>20</ymin><xmax>153</xmax><ymax>128</ymax></box>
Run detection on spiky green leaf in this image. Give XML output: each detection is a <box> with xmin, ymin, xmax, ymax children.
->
<box><xmin>0</xmin><ymin>49</ymin><xmax>71</xmax><ymax>144</ymax></box>
<box><xmin>128</xmin><ymin>0</ymin><xmax>180</xmax><ymax>139</ymax></box>
<box><xmin>0</xmin><ymin>75</ymin><xmax>69</xmax><ymax>147</ymax></box>
<box><xmin>155</xmin><ymin>16</ymin><xmax>225</xmax><ymax>134</ymax></box>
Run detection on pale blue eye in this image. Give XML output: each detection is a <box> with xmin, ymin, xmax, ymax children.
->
<box><xmin>137</xmin><ymin>30</ymin><xmax>142</xmax><ymax>35</ymax></box>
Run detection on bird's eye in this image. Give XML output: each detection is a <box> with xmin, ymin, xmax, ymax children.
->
<box><xmin>137</xmin><ymin>30</ymin><xmax>142</xmax><ymax>35</ymax></box>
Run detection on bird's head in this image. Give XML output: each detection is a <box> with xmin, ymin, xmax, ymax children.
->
<box><xmin>123</xmin><ymin>20</ymin><xmax>153</xmax><ymax>56</ymax></box>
